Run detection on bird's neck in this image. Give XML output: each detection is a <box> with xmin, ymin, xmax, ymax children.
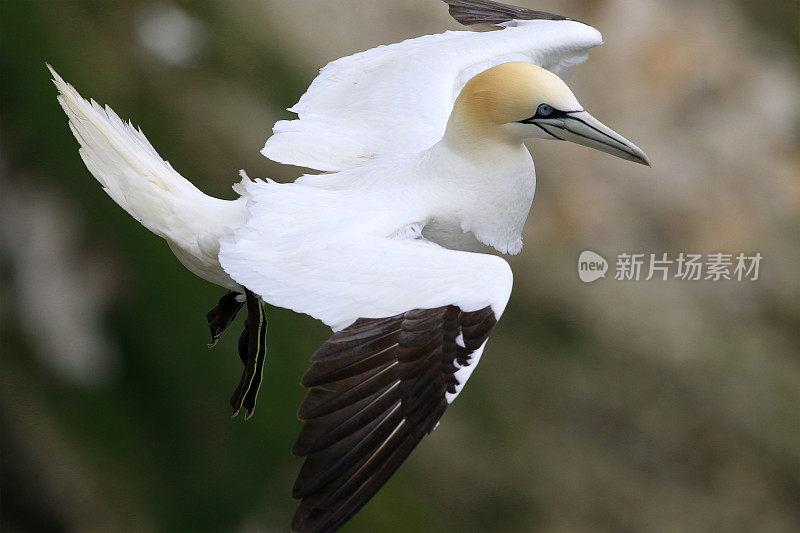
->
<box><xmin>421</xmin><ymin>114</ymin><xmax>536</xmax><ymax>256</ymax></box>
<box><xmin>430</xmin><ymin>106</ymin><xmax>532</xmax><ymax>177</ymax></box>
<box><xmin>440</xmin><ymin>102</ymin><xmax>519</xmax><ymax>156</ymax></box>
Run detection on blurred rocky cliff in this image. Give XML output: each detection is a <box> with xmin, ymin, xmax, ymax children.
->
<box><xmin>2</xmin><ymin>1</ymin><xmax>798</xmax><ymax>531</ymax></box>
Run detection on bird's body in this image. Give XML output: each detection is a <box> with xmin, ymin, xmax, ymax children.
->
<box><xmin>291</xmin><ymin>116</ymin><xmax>537</xmax><ymax>256</ymax></box>
<box><xmin>51</xmin><ymin>1</ymin><xmax>649</xmax><ymax>530</ymax></box>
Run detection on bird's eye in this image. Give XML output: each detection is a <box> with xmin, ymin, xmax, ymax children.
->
<box><xmin>537</xmin><ymin>104</ymin><xmax>554</xmax><ymax>116</ymax></box>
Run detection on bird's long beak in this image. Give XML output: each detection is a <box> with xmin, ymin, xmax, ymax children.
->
<box><xmin>541</xmin><ymin>111</ymin><xmax>651</xmax><ymax>166</ymax></box>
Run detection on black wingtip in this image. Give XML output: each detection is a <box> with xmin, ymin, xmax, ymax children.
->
<box><xmin>443</xmin><ymin>0</ymin><xmax>570</xmax><ymax>28</ymax></box>
<box><xmin>289</xmin><ymin>305</ymin><xmax>499</xmax><ymax>532</ymax></box>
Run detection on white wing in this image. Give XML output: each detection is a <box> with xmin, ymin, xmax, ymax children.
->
<box><xmin>217</xmin><ymin>180</ymin><xmax>513</xmax><ymax>530</ymax></box>
<box><xmin>262</xmin><ymin>15</ymin><xmax>602</xmax><ymax>171</ymax></box>
<box><xmin>218</xmin><ymin>181</ymin><xmax>513</xmax><ymax>332</ymax></box>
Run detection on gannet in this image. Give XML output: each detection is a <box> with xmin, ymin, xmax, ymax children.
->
<box><xmin>50</xmin><ymin>0</ymin><xmax>649</xmax><ymax>531</ymax></box>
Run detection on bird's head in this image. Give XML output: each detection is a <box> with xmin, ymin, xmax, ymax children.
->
<box><xmin>451</xmin><ymin>62</ymin><xmax>650</xmax><ymax>166</ymax></box>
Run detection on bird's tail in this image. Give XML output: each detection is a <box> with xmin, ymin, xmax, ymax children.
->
<box><xmin>49</xmin><ymin>65</ymin><xmax>246</xmax><ymax>289</ymax></box>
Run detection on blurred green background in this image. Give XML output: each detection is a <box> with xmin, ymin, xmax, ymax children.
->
<box><xmin>1</xmin><ymin>1</ymin><xmax>799</xmax><ymax>532</ymax></box>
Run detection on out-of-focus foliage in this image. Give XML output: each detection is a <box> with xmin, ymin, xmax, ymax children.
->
<box><xmin>1</xmin><ymin>1</ymin><xmax>798</xmax><ymax>532</ymax></box>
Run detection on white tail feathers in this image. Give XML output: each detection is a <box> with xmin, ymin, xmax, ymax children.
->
<box><xmin>50</xmin><ymin>65</ymin><xmax>246</xmax><ymax>290</ymax></box>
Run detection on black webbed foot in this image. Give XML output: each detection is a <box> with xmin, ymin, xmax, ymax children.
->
<box><xmin>206</xmin><ymin>291</ymin><xmax>245</xmax><ymax>347</ymax></box>
<box><xmin>229</xmin><ymin>289</ymin><xmax>268</xmax><ymax>419</ymax></box>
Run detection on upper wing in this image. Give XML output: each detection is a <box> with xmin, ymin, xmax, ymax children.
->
<box><xmin>218</xmin><ymin>181</ymin><xmax>513</xmax><ymax>531</ymax></box>
<box><xmin>218</xmin><ymin>181</ymin><xmax>513</xmax><ymax>331</ymax></box>
<box><xmin>261</xmin><ymin>0</ymin><xmax>602</xmax><ymax>172</ymax></box>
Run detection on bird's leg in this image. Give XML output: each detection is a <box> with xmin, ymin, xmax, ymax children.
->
<box><xmin>206</xmin><ymin>291</ymin><xmax>245</xmax><ymax>347</ymax></box>
<box><xmin>241</xmin><ymin>299</ymin><xmax>268</xmax><ymax>418</ymax></box>
<box><xmin>229</xmin><ymin>317</ymin><xmax>251</xmax><ymax>415</ymax></box>
<box><xmin>230</xmin><ymin>288</ymin><xmax>268</xmax><ymax>419</ymax></box>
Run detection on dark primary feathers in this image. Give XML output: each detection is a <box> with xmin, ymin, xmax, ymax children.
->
<box><xmin>291</xmin><ymin>305</ymin><xmax>497</xmax><ymax>533</ymax></box>
<box><xmin>443</xmin><ymin>0</ymin><xmax>570</xmax><ymax>27</ymax></box>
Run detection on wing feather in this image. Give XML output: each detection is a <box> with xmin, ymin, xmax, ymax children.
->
<box><xmin>290</xmin><ymin>306</ymin><xmax>498</xmax><ymax>532</ymax></box>
<box><xmin>218</xmin><ymin>182</ymin><xmax>514</xmax><ymax>332</ymax></box>
<box><xmin>217</xmin><ymin>182</ymin><xmax>513</xmax><ymax>532</ymax></box>
<box><xmin>444</xmin><ymin>0</ymin><xmax>570</xmax><ymax>27</ymax></box>
<box><xmin>261</xmin><ymin>6</ymin><xmax>603</xmax><ymax>171</ymax></box>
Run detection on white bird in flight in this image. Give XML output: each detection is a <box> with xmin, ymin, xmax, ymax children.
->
<box><xmin>51</xmin><ymin>0</ymin><xmax>649</xmax><ymax>531</ymax></box>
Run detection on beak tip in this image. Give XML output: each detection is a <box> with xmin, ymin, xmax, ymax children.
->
<box><xmin>560</xmin><ymin>111</ymin><xmax>652</xmax><ymax>168</ymax></box>
<box><xmin>632</xmin><ymin>149</ymin><xmax>651</xmax><ymax>167</ymax></box>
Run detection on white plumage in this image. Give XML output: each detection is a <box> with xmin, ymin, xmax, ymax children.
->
<box><xmin>50</xmin><ymin>66</ymin><xmax>247</xmax><ymax>290</ymax></box>
<box><xmin>51</xmin><ymin>15</ymin><xmax>605</xmax><ymax>331</ymax></box>
<box><xmin>263</xmin><ymin>19</ymin><xmax>602</xmax><ymax>171</ymax></box>
<box><xmin>218</xmin><ymin>178</ymin><xmax>513</xmax><ymax>331</ymax></box>
<box><xmin>51</xmin><ymin>2</ymin><xmax>649</xmax><ymax>531</ymax></box>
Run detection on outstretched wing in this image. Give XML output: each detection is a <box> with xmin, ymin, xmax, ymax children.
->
<box><xmin>261</xmin><ymin>0</ymin><xmax>602</xmax><ymax>172</ymax></box>
<box><xmin>218</xmin><ymin>181</ymin><xmax>513</xmax><ymax>332</ymax></box>
<box><xmin>218</xmin><ymin>180</ymin><xmax>513</xmax><ymax>531</ymax></box>
<box><xmin>290</xmin><ymin>305</ymin><xmax>497</xmax><ymax>532</ymax></box>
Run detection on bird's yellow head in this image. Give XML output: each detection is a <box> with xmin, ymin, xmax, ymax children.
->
<box><xmin>450</xmin><ymin>62</ymin><xmax>650</xmax><ymax>166</ymax></box>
